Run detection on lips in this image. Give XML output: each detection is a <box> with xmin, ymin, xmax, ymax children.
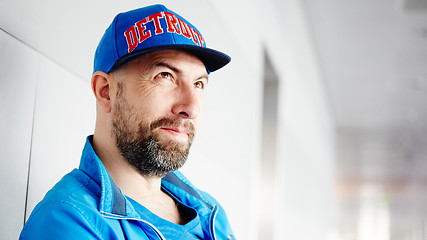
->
<box><xmin>150</xmin><ymin>118</ymin><xmax>195</xmax><ymax>140</ymax></box>
<box><xmin>160</xmin><ymin>127</ymin><xmax>189</xmax><ymax>136</ymax></box>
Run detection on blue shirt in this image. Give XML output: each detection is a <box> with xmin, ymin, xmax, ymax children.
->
<box><xmin>20</xmin><ymin>135</ymin><xmax>235</xmax><ymax>240</ymax></box>
<box><xmin>127</xmin><ymin>196</ymin><xmax>204</xmax><ymax>239</ymax></box>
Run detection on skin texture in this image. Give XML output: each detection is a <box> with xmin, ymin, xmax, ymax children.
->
<box><xmin>90</xmin><ymin>50</ymin><xmax>208</xmax><ymax>225</ymax></box>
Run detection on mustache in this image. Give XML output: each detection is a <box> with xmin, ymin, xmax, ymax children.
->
<box><xmin>150</xmin><ymin>118</ymin><xmax>195</xmax><ymax>135</ymax></box>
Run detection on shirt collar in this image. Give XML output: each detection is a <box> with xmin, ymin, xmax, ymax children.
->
<box><xmin>78</xmin><ymin>135</ymin><xmax>211</xmax><ymax>219</ymax></box>
<box><xmin>79</xmin><ymin>135</ymin><xmax>133</xmax><ymax>218</ymax></box>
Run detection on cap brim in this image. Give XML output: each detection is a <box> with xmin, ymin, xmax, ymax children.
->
<box><xmin>110</xmin><ymin>44</ymin><xmax>231</xmax><ymax>73</ymax></box>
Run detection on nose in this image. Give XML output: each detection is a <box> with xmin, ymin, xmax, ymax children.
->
<box><xmin>171</xmin><ymin>84</ymin><xmax>202</xmax><ymax>120</ymax></box>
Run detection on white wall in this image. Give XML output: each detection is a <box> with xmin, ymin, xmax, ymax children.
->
<box><xmin>0</xmin><ymin>0</ymin><xmax>336</xmax><ymax>239</ymax></box>
<box><xmin>0</xmin><ymin>30</ymin><xmax>37</xmax><ymax>240</ymax></box>
<box><xmin>25</xmin><ymin>53</ymin><xmax>96</xmax><ymax>221</ymax></box>
<box><xmin>0</xmin><ymin>29</ymin><xmax>95</xmax><ymax>239</ymax></box>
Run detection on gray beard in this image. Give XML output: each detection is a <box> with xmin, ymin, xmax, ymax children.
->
<box><xmin>113</xmin><ymin>133</ymin><xmax>192</xmax><ymax>178</ymax></box>
<box><xmin>111</xmin><ymin>83</ymin><xmax>195</xmax><ymax>177</ymax></box>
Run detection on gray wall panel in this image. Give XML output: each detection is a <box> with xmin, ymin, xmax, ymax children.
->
<box><xmin>25</xmin><ymin>59</ymin><xmax>95</xmax><ymax>221</ymax></box>
<box><xmin>0</xmin><ymin>30</ymin><xmax>38</xmax><ymax>240</ymax></box>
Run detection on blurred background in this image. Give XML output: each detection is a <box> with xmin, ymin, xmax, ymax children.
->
<box><xmin>1</xmin><ymin>0</ymin><xmax>426</xmax><ymax>239</ymax></box>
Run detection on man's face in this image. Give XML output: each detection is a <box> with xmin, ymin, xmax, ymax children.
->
<box><xmin>110</xmin><ymin>50</ymin><xmax>208</xmax><ymax>177</ymax></box>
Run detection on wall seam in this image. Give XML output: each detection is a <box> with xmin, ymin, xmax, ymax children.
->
<box><xmin>0</xmin><ymin>27</ymin><xmax>87</xmax><ymax>84</ymax></box>
<box><xmin>22</xmin><ymin>62</ymin><xmax>40</xmax><ymax>226</ymax></box>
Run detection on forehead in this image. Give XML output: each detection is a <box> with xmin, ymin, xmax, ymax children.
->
<box><xmin>117</xmin><ymin>49</ymin><xmax>207</xmax><ymax>75</ymax></box>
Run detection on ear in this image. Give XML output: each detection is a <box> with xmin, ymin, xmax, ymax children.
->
<box><xmin>91</xmin><ymin>71</ymin><xmax>113</xmax><ymax>113</ymax></box>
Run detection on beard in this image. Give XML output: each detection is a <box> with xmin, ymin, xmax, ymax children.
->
<box><xmin>111</xmin><ymin>84</ymin><xmax>195</xmax><ymax>178</ymax></box>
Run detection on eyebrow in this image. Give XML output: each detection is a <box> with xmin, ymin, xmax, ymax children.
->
<box><xmin>155</xmin><ymin>62</ymin><xmax>209</xmax><ymax>83</ymax></box>
<box><xmin>155</xmin><ymin>62</ymin><xmax>180</xmax><ymax>74</ymax></box>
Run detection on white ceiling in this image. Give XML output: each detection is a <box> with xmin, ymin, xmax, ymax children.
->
<box><xmin>303</xmin><ymin>0</ymin><xmax>427</xmax><ymax>233</ymax></box>
<box><xmin>304</xmin><ymin>0</ymin><xmax>427</xmax><ymax>130</ymax></box>
<box><xmin>303</xmin><ymin>0</ymin><xmax>427</xmax><ymax>178</ymax></box>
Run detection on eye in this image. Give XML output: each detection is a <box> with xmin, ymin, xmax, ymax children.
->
<box><xmin>194</xmin><ymin>80</ymin><xmax>207</xmax><ymax>89</ymax></box>
<box><xmin>194</xmin><ymin>80</ymin><xmax>205</xmax><ymax>89</ymax></box>
<box><xmin>156</xmin><ymin>72</ymin><xmax>173</xmax><ymax>81</ymax></box>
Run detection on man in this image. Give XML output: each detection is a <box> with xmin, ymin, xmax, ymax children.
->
<box><xmin>20</xmin><ymin>4</ymin><xmax>234</xmax><ymax>239</ymax></box>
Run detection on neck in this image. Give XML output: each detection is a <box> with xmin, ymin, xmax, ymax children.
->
<box><xmin>92</xmin><ymin>129</ymin><xmax>186</xmax><ymax>225</ymax></box>
<box><xmin>92</xmin><ymin>130</ymin><xmax>163</xmax><ymax>201</ymax></box>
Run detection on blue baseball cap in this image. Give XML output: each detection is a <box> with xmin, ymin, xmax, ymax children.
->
<box><xmin>93</xmin><ymin>4</ymin><xmax>231</xmax><ymax>74</ymax></box>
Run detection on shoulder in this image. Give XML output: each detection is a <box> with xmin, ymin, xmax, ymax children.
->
<box><xmin>40</xmin><ymin>169</ymin><xmax>101</xmax><ymax>210</ymax></box>
<box><xmin>20</xmin><ymin>169</ymin><xmax>103</xmax><ymax>239</ymax></box>
<box><xmin>20</xmin><ymin>194</ymin><xmax>105</xmax><ymax>239</ymax></box>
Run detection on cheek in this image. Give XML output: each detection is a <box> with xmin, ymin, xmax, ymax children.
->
<box><xmin>136</xmin><ymin>80</ymin><xmax>159</xmax><ymax>99</ymax></box>
<box><xmin>196</xmin><ymin>93</ymin><xmax>205</xmax><ymax>115</ymax></box>
<box><xmin>135</xmin><ymin>80</ymin><xmax>177</xmax><ymax>104</ymax></box>
<box><xmin>139</xmin><ymin>90</ymin><xmax>175</xmax><ymax>118</ymax></box>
